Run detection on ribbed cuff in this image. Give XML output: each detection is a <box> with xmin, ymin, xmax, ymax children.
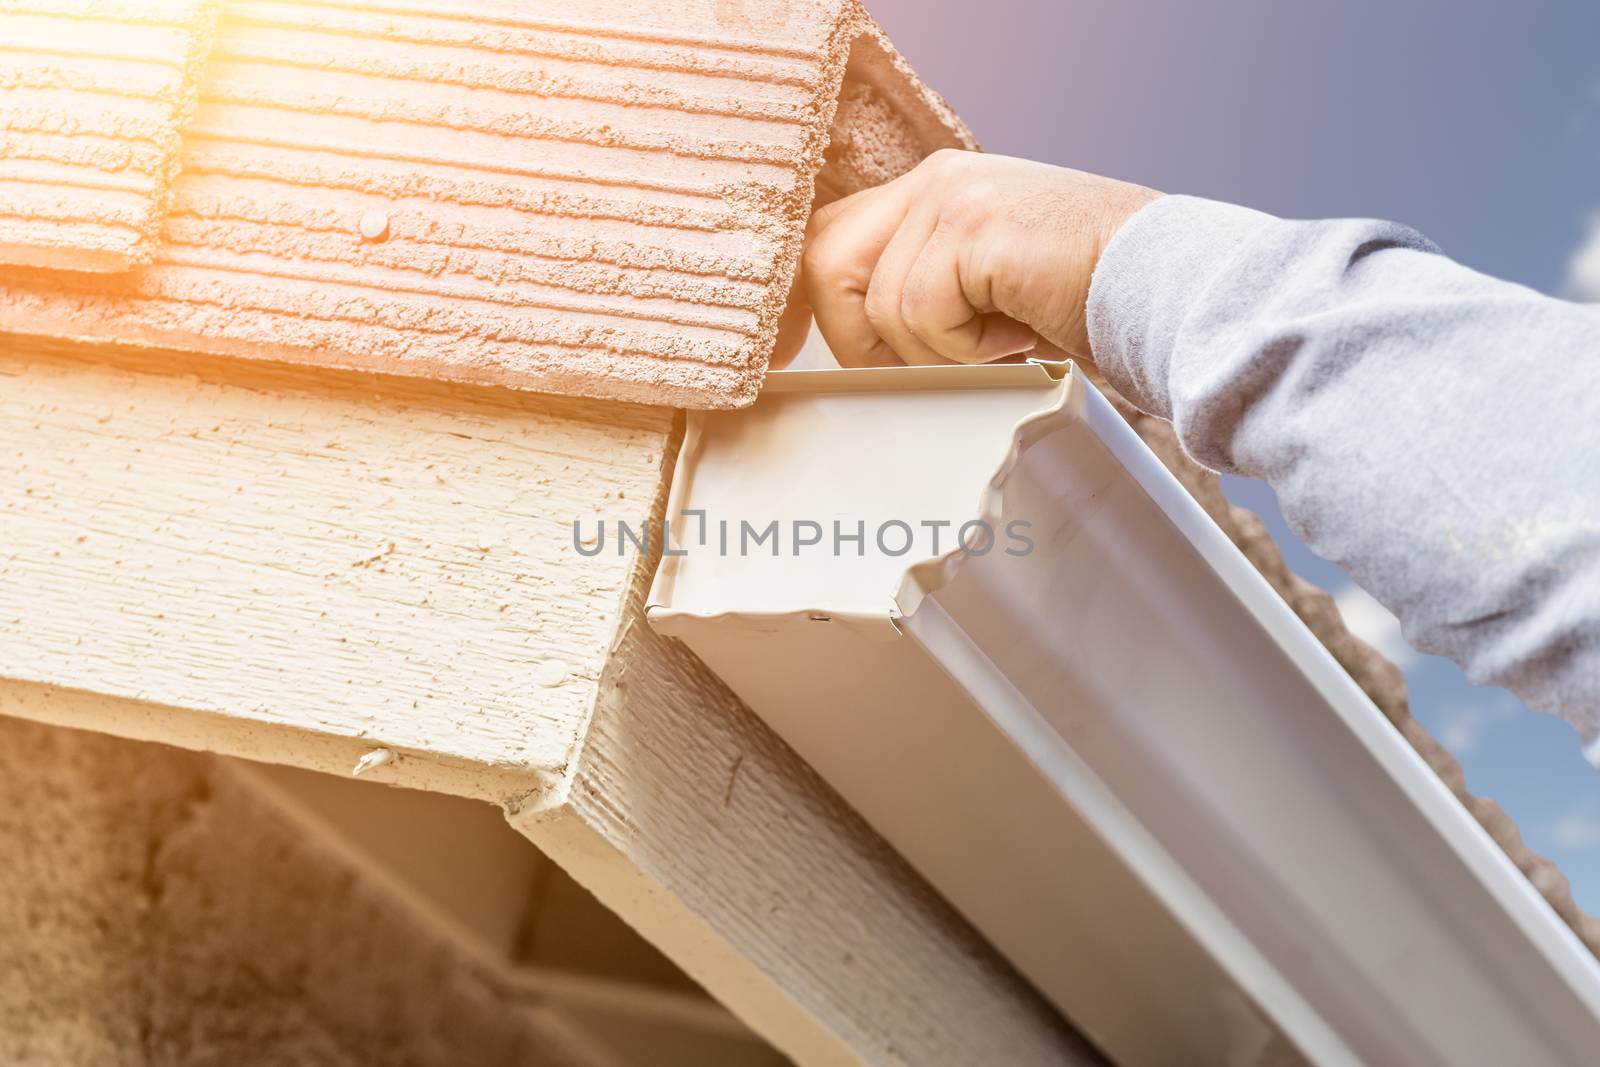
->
<box><xmin>1086</xmin><ymin>194</ymin><xmax>1276</xmax><ymax>420</ymax></box>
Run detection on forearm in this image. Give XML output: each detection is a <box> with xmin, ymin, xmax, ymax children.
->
<box><xmin>1087</xmin><ymin>195</ymin><xmax>1600</xmax><ymax>738</ymax></box>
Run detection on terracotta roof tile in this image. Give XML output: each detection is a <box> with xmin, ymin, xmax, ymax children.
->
<box><xmin>0</xmin><ymin>0</ymin><xmax>219</xmax><ymax>271</ymax></box>
<box><xmin>0</xmin><ymin>0</ymin><xmax>877</xmax><ymax>407</ymax></box>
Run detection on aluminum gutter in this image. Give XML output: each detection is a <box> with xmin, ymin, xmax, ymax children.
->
<box><xmin>647</xmin><ymin>361</ymin><xmax>1600</xmax><ymax>1066</ymax></box>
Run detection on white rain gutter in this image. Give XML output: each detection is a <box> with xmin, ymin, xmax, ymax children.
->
<box><xmin>646</xmin><ymin>360</ymin><xmax>1600</xmax><ymax>1066</ymax></box>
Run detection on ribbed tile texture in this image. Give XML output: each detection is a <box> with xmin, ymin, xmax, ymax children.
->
<box><xmin>0</xmin><ymin>0</ymin><xmax>219</xmax><ymax>271</ymax></box>
<box><xmin>0</xmin><ymin>0</ymin><xmax>854</xmax><ymax>407</ymax></box>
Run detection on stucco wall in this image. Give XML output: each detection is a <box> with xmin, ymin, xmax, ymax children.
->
<box><xmin>0</xmin><ymin>714</ymin><xmax>592</xmax><ymax>1067</ymax></box>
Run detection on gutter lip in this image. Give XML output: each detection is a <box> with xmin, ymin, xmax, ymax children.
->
<box><xmin>761</xmin><ymin>356</ymin><xmax>1070</xmax><ymax>393</ymax></box>
<box><xmin>647</xmin><ymin>358</ymin><xmax>1072</xmax><ymax>619</ymax></box>
<box><xmin>645</xmin><ymin>605</ymin><xmax>900</xmax><ymax>641</ymax></box>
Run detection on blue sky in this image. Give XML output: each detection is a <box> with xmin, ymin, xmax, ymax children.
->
<box><xmin>868</xmin><ymin>0</ymin><xmax>1600</xmax><ymax>908</ymax></box>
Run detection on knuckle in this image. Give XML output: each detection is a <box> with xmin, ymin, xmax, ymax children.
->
<box><xmin>900</xmin><ymin>287</ymin><xmax>960</xmax><ymax>355</ymax></box>
<box><xmin>862</xmin><ymin>285</ymin><xmax>896</xmax><ymax>327</ymax></box>
<box><xmin>799</xmin><ymin>240</ymin><xmax>827</xmax><ymax>279</ymax></box>
<box><xmin>801</xmin><ymin>238</ymin><xmax>850</xmax><ymax>288</ymax></box>
<box><xmin>925</xmin><ymin>147</ymin><xmax>973</xmax><ymax>175</ymax></box>
<box><xmin>804</xmin><ymin>190</ymin><xmax>850</xmax><ymax>237</ymax></box>
<box><xmin>897</xmin><ymin>280</ymin><xmax>927</xmax><ymax>320</ymax></box>
<box><xmin>939</xmin><ymin>184</ymin><xmax>996</xmax><ymax>231</ymax></box>
<box><xmin>898</xmin><ymin>271</ymin><xmax>937</xmax><ymax>324</ymax></box>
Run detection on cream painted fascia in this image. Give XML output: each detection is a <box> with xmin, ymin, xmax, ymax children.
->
<box><xmin>0</xmin><ymin>333</ymin><xmax>668</xmax><ymax>806</ymax></box>
<box><xmin>0</xmin><ymin>333</ymin><xmax>1092</xmax><ymax>1067</ymax></box>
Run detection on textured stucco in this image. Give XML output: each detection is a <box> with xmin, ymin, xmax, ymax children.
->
<box><xmin>0</xmin><ymin>713</ymin><xmax>593</xmax><ymax>1067</ymax></box>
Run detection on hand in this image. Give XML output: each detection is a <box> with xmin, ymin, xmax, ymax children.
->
<box><xmin>798</xmin><ymin>150</ymin><xmax>1159</xmax><ymax>367</ymax></box>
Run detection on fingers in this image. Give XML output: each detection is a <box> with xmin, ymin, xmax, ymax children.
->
<box><xmin>812</xmin><ymin>201</ymin><xmax>1036</xmax><ymax>368</ymax></box>
<box><xmin>803</xmin><ymin>159</ymin><xmax>1036</xmax><ymax>368</ymax></box>
<box><xmin>803</xmin><ymin>177</ymin><xmax>913</xmax><ymax>367</ymax></box>
<box><xmin>862</xmin><ymin>206</ymin><xmax>950</xmax><ymax>365</ymax></box>
<box><xmin>766</xmin><ymin>264</ymin><xmax>812</xmax><ymax>370</ymax></box>
<box><xmin>803</xmin><ymin>151</ymin><xmax>1160</xmax><ymax>370</ymax></box>
<box><xmin>899</xmin><ymin>223</ymin><xmax>1037</xmax><ymax>363</ymax></box>
<box><xmin>804</xmin><ymin>189</ymin><xmax>855</xmax><ymax>241</ymax></box>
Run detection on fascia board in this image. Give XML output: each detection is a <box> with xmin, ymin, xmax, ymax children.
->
<box><xmin>646</xmin><ymin>361</ymin><xmax>1600</xmax><ymax>1066</ymax></box>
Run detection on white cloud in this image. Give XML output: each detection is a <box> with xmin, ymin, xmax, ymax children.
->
<box><xmin>1549</xmin><ymin>803</ymin><xmax>1600</xmax><ymax>850</ymax></box>
<box><xmin>1432</xmin><ymin>697</ymin><xmax>1516</xmax><ymax>757</ymax></box>
<box><xmin>1436</xmin><ymin>704</ymin><xmax>1491</xmax><ymax>755</ymax></box>
<box><xmin>1333</xmin><ymin>583</ymin><xmax>1417</xmax><ymax>670</ymax></box>
<box><xmin>1564</xmin><ymin>214</ymin><xmax>1600</xmax><ymax>302</ymax></box>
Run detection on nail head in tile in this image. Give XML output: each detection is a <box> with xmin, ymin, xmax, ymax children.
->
<box><xmin>358</xmin><ymin>209</ymin><xmax>390</xmax><ymax>242</ymax></box>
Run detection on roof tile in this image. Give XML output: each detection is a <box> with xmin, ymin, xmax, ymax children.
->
<box><xmin>0</xmin><ymin>0</ymin><xmax>863</xmax><ymax>407</ymax></box>
<box><xmin>0</xmin><ymin>0</ymin><xmax>219</xmax><ymax>271</ymax></box>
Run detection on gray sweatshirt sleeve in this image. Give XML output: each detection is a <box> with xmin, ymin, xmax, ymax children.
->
<box><xmin>1086</xmin><ymin>194</ymin><xmax>1600</xmax><ymax>741</ymax></box>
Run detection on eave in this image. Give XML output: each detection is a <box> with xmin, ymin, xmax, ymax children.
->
<box><xmin>0</xmin><ymin>331</ymin><xmax>1090</xmax><ymax>1066</ymax></box>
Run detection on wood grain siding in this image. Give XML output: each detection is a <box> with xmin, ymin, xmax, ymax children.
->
<box><xmin>0</xmin><ymin>0</ymin><xmax>856</xmax><ymax>407</ymax></box>
<box><xmin>0</xmin><ymin>0</ymin><xmax>218</xmax><ymax>271</ymax></box>
<box><xmin>0</xmin><ymin>334</ymin><xmax>672</xmax><ymax>800</ymax></box>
